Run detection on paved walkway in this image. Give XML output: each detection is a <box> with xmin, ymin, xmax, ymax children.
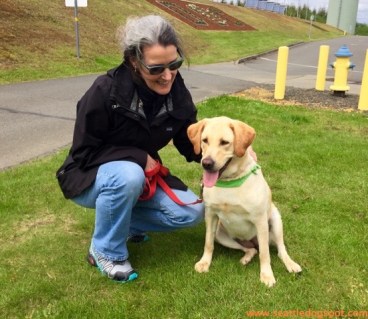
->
<box><xmin>0</xmin><ymin>36</ymin><xmax>365</xmax><ymax>170</ymax></box>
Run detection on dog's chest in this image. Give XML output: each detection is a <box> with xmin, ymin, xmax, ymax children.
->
<box><xmin>204</xmin><ymin>194</ymin><xmax>256</xmax><ymax>238</ymax></box>
<box><xmin>203</xmin><ymin>187</ymin><xmax>265</xmax><ymax>239</ymax></box>
<box><xmin>203</xmin><ymin>185</ymin><xmax>259</xmax><ymax>212</ymax></box>
<box><xmin>212</xmin><ymin>202</ymin><xmax>256</xmax><ymax>239</ymax></box>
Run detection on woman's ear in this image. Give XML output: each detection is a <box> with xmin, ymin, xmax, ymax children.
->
<box><xmin>129</xmin><ymin>57</ymin><xmax>138</xmax><ymax>72</ymax></box>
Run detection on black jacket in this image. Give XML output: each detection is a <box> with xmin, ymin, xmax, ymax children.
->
<box><xmin>56</xmin><ymin>62</ymin><xmax>201</xmax><ymax>199</ymax></box>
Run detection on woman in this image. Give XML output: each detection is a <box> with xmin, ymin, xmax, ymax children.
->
<box><xmin>56</xmin><ymin>15</ymin><xmax>204</xmax><ymax>283</ymax></box>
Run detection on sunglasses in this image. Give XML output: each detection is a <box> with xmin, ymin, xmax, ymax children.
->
<box><xmin>139</xmin><ymin>57</ymin><xmax>184</xmax><ymax>75</ymax></box>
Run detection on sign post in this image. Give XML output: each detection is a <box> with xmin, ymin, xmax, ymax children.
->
<box><xmin>74</xmin><ymin>0</ymin><xmax>80</xmax><ymax>58</ymax></box>
<box><xmin>65</xmin><ymin>0</ymin><xmax>87</xmax><ymax>58</ymax></box>
<box><xmin>309</xmin><ymin>15</ymin><xmax>314</xmax><ymax>39</ymax></box>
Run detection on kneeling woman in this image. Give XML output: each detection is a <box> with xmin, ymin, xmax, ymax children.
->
<box><xmin>56</xmin><ymin>15</ymin><xmax>204</xmax><ymax>283</ymax></box>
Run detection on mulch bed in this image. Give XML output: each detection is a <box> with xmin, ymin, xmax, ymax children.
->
<box><xmin>146</xmin><ymin>0</ymin><xmax>255</xmax><ymax>31</ymax></box>
<box><xmin>234</xmin><ymin>84</ymin><xmax>361</xmax><ymax>111</ymax></box>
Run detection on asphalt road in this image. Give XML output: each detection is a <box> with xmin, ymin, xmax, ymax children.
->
<box><xmin>0</xmin><ymin>36</ymin><xmax>366</xmax><ymax>170</ymax></box>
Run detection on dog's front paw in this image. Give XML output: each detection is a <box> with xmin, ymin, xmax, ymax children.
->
<box><xmin>260</xmin><ymin>270</ymin><xmax>276</xmax><ymax>287</ymax></box>
<box><xmin>286</xmin><ymin>260</ymin><xmax>302</xmax><ymax>273</ymax></box>
<box><xmin>195</xmin><ymin>261</ymin><xmax>210</xmax><ymax>273</ymax></box>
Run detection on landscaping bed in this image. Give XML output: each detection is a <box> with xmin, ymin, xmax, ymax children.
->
<box><xmin>146</xmin><ymin>0</ymin><xmax>255</xmax><ymax>31</ymax></box>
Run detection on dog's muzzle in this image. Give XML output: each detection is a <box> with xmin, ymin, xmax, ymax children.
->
<box><xmin>202</xmin><ymin>157</ymin><xmax>232</xmax><ymax>175</ymax></box>
<box><xmin>201</xmin><ymin>157</ymin><xmax>215</xmax><ymax>171</ymax></box>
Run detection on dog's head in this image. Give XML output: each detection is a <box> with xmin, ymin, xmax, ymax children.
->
<box><xmin>187</xmin><ymin>116</ymin><xmax>256</xmax><ymax>187</ymax></box>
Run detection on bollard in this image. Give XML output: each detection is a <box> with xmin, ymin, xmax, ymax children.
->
<box><xmin>274</xmin><ymin>46</ymin><xmax>289</xmax><ymax>100</ymax></box>
<box><xmin>358</xmin><ymin>49</ymin><xmax>368</xmax><ymax>111</ymax></box>
<box><xmin>315</xmin><ymin>45</ymin><xmax>330</xmax><ymax>91</ymax></box>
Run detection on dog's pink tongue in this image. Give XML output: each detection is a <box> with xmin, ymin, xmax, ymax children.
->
<box><xmin>203</xmin><ymin>171</ymin><xmax>219</xmax><ymax>188</ymax></box>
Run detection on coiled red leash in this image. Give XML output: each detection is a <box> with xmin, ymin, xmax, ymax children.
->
<box><xmin>139</xmin><ymin>161</ymin><xmax>202</xmax><ymax>206</ymax></box>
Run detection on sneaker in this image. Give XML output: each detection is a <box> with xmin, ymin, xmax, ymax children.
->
<box><xmin>87</xmin><ymin>246</ymin><xmax>138</xmax><ymax>283</ymax></box>
<box><xmin>127</xmin><ymin>234</ymin><xmax>150</xmax><ymax>243</ymax></box>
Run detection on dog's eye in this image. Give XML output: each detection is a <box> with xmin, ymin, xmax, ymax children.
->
<box><xmin>220</xmin><ymin>140</ymin><xmax>229</xmax><ymax>146</ymax></box>
<box><xmin>202</xmin><ymin>138</ymin><xmax>208</xmax><ymax>144</ymax></box>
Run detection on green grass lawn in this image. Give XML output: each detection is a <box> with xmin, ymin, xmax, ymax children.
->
<box><xmin>0</xmin><ymin>96</ymin><xmax>367</xmax><ymax>318</ymax></box>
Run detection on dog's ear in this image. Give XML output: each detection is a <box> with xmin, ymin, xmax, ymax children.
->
<box><xmin>230</xmin><ymin>120</ymin><xmax>256</xmax><ymax>157</ymax></box>
<box><xmin>187</xmin><ymin>120</ymin><xmax>206</xmax><ymax>155</ymax></box>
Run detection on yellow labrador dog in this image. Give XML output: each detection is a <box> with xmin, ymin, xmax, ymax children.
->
<box><xmin>187</xmin><ymin>116</ymin><xmax>301</xmax><ymax>287</ymax></box>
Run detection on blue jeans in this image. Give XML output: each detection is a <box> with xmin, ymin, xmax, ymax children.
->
<box><xmin>72</xmin><ymin>161</ymin><xmax>204</xmax><ymax>261</ymax></box>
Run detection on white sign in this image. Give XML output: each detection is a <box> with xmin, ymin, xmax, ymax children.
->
<box><xmin>65</xmin><ymin>0</ymin><xmax>87</xmax><ymax>7</ymax></box>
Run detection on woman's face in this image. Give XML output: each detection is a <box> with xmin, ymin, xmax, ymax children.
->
<box><xmin>135</xmin><ymin>44</ymin><xmax>181</xmax><ymax>95</ymax></box>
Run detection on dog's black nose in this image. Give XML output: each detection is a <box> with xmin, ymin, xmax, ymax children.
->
<box><xmin>202</xmin><ymin>157</ymin><xmax>214</xmax><ymax>170</ymax></box>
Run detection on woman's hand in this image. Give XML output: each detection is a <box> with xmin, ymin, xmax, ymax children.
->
<box><xmin>145</xmin><ymin>154</ymin><xmax>158</xmax><ymax>172</ymax></box>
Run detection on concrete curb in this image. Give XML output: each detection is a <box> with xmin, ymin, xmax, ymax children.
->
<box><xmin>236</xmin><ymin>42</ymin><xmax>305</xmax><ymax>64</ymax></box>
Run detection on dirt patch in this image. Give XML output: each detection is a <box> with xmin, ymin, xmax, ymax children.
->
<box><xmin>146</xmin><ymin>0</ymin><xmax>255</xmax><ymax>31</ymax></box>
<box><xmin>233</xmin><ymin>85</ymin><xmax>362</xmax><ymax>112</ymax></box>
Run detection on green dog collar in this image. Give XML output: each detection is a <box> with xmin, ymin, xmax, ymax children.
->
<box><xmin>215</xmin><ymin>164</ymin><xmax>261</xmax><ymax>188</ymax></box>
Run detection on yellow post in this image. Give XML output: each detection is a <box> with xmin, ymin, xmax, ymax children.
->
<box><xmin>274</xmin><ymin>46</ymin><xmax>289</xmax><ymax>100</ymax></box>
<box><xmin>315</xmin><ymin>45</ymin><xmax>330</xmax><ymax>91</ymax></box>
<box><xmin>358</xmin><ymin>49</ymin><xmax>368</xmax><ymax>111</ymax></box>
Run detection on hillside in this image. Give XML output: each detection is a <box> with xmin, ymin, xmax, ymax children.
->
<box><xmin>0</xmin><ymin>0</ymin><xmax>342</xmax><ymax>84</ymax></box>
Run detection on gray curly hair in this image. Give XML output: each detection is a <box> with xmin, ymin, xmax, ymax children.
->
<box><xmin>117</xmin><ymin>15</ymin><xmax>185</xmax><ymax>66</ymax></box>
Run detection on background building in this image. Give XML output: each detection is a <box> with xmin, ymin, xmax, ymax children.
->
<box><xmin>326</xmin><ymin>0</ymin><xmax>359</xmax><ymax>34</ymax></box>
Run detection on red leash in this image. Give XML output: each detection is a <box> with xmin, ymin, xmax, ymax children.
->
<box><xmin>139</xmin><ymin>162</ymin><xmax>202</xmax><ymax>206</ymax></box>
